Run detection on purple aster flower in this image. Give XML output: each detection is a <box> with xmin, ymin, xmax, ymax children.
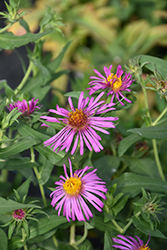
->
<box><xmin>7</xmin><ymin>98</ymin><xmax>40</xmax><ymax>116</ymax></box>
<box><xmin>12</xmin><ymin>209</ymin><xmax>26</xmax><ymax>221</ymax></box>
<box><xmin>40</xmin><ymin>91</ymin><xmax>118</xmax><ymax>155</ymax></box>
<box><xmin>112</xmin><ymin>235</ymin><xmax>151</xmax><ymax>250</ymax></box>
<box><xmin>88</xmin><ymin>64</ymin><xmax>134</xmax><ymax>105</ymax></box>
<box><xmin>50</xmin><ymin>158</ymin><xmax>107</xmax><ymax>222</ymax></box>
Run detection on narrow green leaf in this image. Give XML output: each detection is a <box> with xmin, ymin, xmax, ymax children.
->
<box><xmin>8</xmin><ymin>236</ymin><xmax>25</xmax><ymax>250</ymax></box>
<box><xmin>48</xmin><ymin>41</ymin><xmax>72</xmax><ymax>72</ymax></box>
<box><xmin>93</xmin><ymin>156</ymin><xmax>121</xmax><ymax>186</ymax></box>
<box><xmin>29</xmin><ymin>215</ymin><xmax>67</xmax><ymax>239</ymax></box>
<box><xmin>132</xmin><ymin>216</ymin><xmax>166</xmax><ymax>239</ymax></box>
<box><xmin>118</xmin><ymin>134</ymin><xmax>141</xmax><ymax>157</ymax></box>
<box><xmin>122</xmin><ymin>157</ymin><xmax>159</xmax><ymax>178</ymax></box>
<box><xmin>0</xmin><ymin>198</ymin><xmax>40</xmax><ymax>214</ymax></box>
<box><xmin>16</xmin><ymin>121</ymin><xmax>65</xmax><ymax>164</ymax></box>
<box><xmin>39</xmin><ymin>158</ymin><xmax>54</xmax><ymax>185</ymax></box>
<box><xmin>104</xmin><ymin>231</ymin><xmax>113</xmax><ymax>250</ymax></box>
<box><xmin>138</xmin><ymin>55</ymin><xmax>167</xmax><ymax>78</ymax></box>
<box><xmin>0</xmin><ymin>136</ymin><xmax>40</xmax><ymax>158</ymax></box>
<box><xmin>64</xmin><ymin>91</ymin><xmax>89</xmax><ymax>99</ymax></box>
<box><xmin>111</xmin><ymin>173</ymin><xmax>167</xmax><ymax>197</ymax></box>
<box><xmin>0</xmin><ymin>30</ymin><xmax>51</xmax><ymax>50</ymax></box>
<box><xmin>9</xmin><ymin>177</ymin><xmax>31</xmax><ymax>200</ymax></box>
<box><xmin>0</xmin><ymin>229</ymin><xmax>8</xmax><ymax>250</ymax></box>
<box><xmin>128</xmin><ymin>125</ymin><xmax>167</xmax><ymax>139</ymax></box>
<box><xmin>0</xmin><ymin>157</ymin><xmax>39</xmax><ymax>170</ymax></box>
<box><xmin>0</xmin><ymin>79</ymin><xmax>13</xmax><ymax>98</ymax></box>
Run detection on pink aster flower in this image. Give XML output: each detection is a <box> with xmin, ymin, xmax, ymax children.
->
<box><xmin>7</xmin><ymin>98</ymin><xmax>40</xmax><ymax>116</ymax></box>
<box><xmin>88</xmin><ymin>64</ymin><xmax>134</xmax><ymax>105</ymax></box>
<box><xmin>40</xmin><ymin>91</ymin><xmax>118</xmax><ymax>155</ymax></box>
<box><xmin>112</xmin><ymin>235</ymin><xmax>151</xmax><ymax>250</ymax></box>
<box><xmin>12</xmin><ymin>209</ymin><xmax>25</xmax><ymax>221</ymax></box>
<box><xmin>50</xmin><ymin>159</ymin><xmax>107</xmax><ymax>221</ymax></box>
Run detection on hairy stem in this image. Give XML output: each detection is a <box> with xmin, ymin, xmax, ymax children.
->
<box><xmin>0</xmin><ymin>23</ymin><xmax>13</xmax><ymax>33</ymax></box>
<box><xmin>30</xmin><ymin>147</ymin><xmax>47</xmax><ymax>207</ymax></box>
<box><xmin>75</xmin><ymin>222</ymin><xmax>88</xmax><ymax>246</ymax></box>
<box><xmin>14</xmin><ymin>61</ymin><xmax>33</xmax><ymax>95</ymax></box>
<box><xmin>152</xmin><ymin>105</ymin><xmax>167</xmax><ymax>126</ymax></box>
<box><xmin>141</xmin><ymin>85</ymin><xmax>165</xmax><ymax>181</ymax></box>
<box><xmin>70</xmin><ymin>223</ymin><xmax>78</xmax><ymax>250</ymax></box>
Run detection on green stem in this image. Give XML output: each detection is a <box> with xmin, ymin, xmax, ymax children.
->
<box><xmin>0</xmin><ymin>169</ymin><xmax>8</xmax><ymax>182</ymax></box>
<box><xmin>24</xmin><ymin>244</ymin><xmax>28</xmax><ymax>250</ymax></box>
<box><xmin>52</xmin><ymin>234</ymin><xmax>58</xmax><ymax>248</ymax></box>
<box><xmin>152</xmin><ymin>105</ymin><xmax>167</xmax><ymax>126</ymax></box>
<box><xmin>0</xmin><ymin>23</ymin><xmax>13</xmax><ymax>33</ymax></box>
<box><xmin>152</xmin><ymin>139</ymin><xmax>166</xmax><ymax>181</ymax></box>
<box><xmin>30</xmin><ymin>147</ymin><xmax>47</xmax><ymax>207</ymax></box>
<box><xmin>70</xmin><ymin>223</ymin><xmax>78</xmax><ymax>250</ymax></box>
<box><xmin>141</xmin><ymin>85</ymin><xmax>166</xmax><ymax>181</ymax></box>
<box><xmin>111</xmin><ymin>219</ymin><xmax>123</xmax><ymax>232</ymax></box>
<box><xmin>111</xmin><ymin>211</ymin><xmax>141</xmax><ymax>234</ymax></box>
<box><xmin>14</xmin><ymin>61</ymin><xmax>33</xmax><ymax>95</ymax></box>
<box><xmin>141</xmin><ymin>86</ymin><xmax>152</xmax><ymax>125</ymax></box>
<box><xmin>75</xmin><ymin>222</ymin><xmax>88</xmax><ymax>246</ymax></box>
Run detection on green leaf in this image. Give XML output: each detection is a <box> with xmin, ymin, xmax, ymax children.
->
<box><xmin>128</xmin><ymin>125</ymin><xmax>167</xmax><ymax>139</ymax></box>
<box><xmin>132</xmin><ymin>216</ymin><xmax>166</xmax><ymax>239</ymax></box>
<box><xmin>9</xmin><ymin>177</ymin><xmax>31</xmax><ymax>200</ymax></box>
<box><xmin>104</xmin><ymin>231</ymin><xmax>113</xmax><ymax>250</ymax></box>
<box><xmin>0</xmin><ymin>136</ymin><xmax>40</xmax><ymax>159</ymax></box>
<box><xmin>122</xmin><ymin>157</ymin><xmax>159</xmax><ymax>178</ymax></box>
<box><xmin>0</xmin><ymin>157</ymin><xmax>39</xmax><ymax>170</ymax></box>
<box><xmin>8</xmin><ymin>220</ymin><xmax>16</xmax><ymax>239</ymax></box>
<box><xmin>39</xmin><ymin>157</ymin><xmax>54</xmax><ymax>185</ymax></box>
<box><xmin>112</xmin><ymin>195</ymin><xmax>129</xmax><ymax>216</ymax></box>
<box><xmin>0</xmin><ymin>80</ymin><xmax>13</xmax><ymax>98</ymax></box>
<box><xmin>118</xmin><ymin>134</ymin><xmax>141</xmax><ymax>157</ymax></box>
<box><xmin>29</xmin><ymin>215</ymin><xmax>67</xmax><ymax>239</ymax></box>
<box><xmin>0</xmin><ymin>30</ymin><xmax>51</xmax><ymax>50</ymax></box>
<box><xmin>111</xmin><ymin>173</ymin><xmax>167</xmax><ymax>197</ymax></box>
<box><xmin>93</xmin><ymin>156</ymin><xmax>121</xmax><ymax>186</ymax></box>
<box><xmin>28</xmin><ymin>228</ymin><xmax>57</xmax><ymax>244</ymax></box>
<box><xmin>0</xmin><ymin>98</ymin><xmax>7</xmax><ymax>115</ymax></box>
<box><xmin>8</xmin><ymin>236</ymin><xmax>25</xmax><ymax>250</ymax></box>
<box><xmin>0</xmin><ymin>229</ymin><xmax>8</xmax><ymax>250</ymax></box>
<box><xmin>64</xmin><ymin>91</ymin><xmax>89</xmax><ymax>99</ymax></box>
<box><xmin>16</xmin><ymin>121</ymin><xmax>65</xmax><ymax>164</ymax></box>
<box><xmin>138</xmin><ymin>55</ymin><xmax>167</xmax><ymax>78</ymax></box>
<box><xmin>0</xmin><ymin>197</ymin><xmax>40</xmax><ymax>214</ymax></box>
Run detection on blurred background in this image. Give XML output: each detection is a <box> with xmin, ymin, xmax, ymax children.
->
<box><xmin>1</xmin><ymin>0</ymin><xmax>167</xmax><ymax>98</ymax></box>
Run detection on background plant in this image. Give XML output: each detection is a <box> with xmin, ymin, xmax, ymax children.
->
<box><xmin>0</xmin><ymin>0</ymin><xmax>167</xmax><ymax>250</ymax></box>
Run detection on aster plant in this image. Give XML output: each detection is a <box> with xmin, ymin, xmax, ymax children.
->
<box><xmin>1</xmin><ymin>1</ymin><xmax>167</xmax><ymax>249</ymax></box>
<box><xmin>40</xmin><ymin>91</ymin><xmax>118</xmax><ymax>155</ymax></box>
<box><xmin>87</xmin><ymin>64</ymin><xmax>134</xmax><ymax>105</ymax></box>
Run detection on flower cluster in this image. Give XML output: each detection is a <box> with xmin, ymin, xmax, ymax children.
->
<box><xmin>7</xmin><ymin>64</ymin><xmax>134</xmax><ymax>223</ymax></box>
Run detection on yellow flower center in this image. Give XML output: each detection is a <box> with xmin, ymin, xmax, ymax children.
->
<box><xmin>63</xmin><ymin>174</ymin><xmax>82</xmax><ymax>196</ymax></box>
<box><xmin>138</xmin><ymin>245</ymin><xmax>150</xmax><ymax>250</ymax></box>
<box><xmin>107</xmin><ymin>73</ymin><xmax>122</xmax><ymax>92</ymax></box>
<box><xmin>68</xmin><ymin>109</ymin><xmax>87</xmax><ymax>129</ymax></box>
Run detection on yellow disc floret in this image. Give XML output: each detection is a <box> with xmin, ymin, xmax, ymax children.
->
<box><xmin>138</xmin><ymin>245</ymin><xmax>150</xmax><ymax>250</ymax></box>
<box><xmin>107</xmin><ymin>73</ymin><xmax>122</xmax><ymax>92</ymax></box>
<box><xmin>63</xmin><ymin>174</ymin><xmax>82</xmax><ymax>196</ymax></box>
<box><xmin>68</xmin><ymin>109</ymin><xmax>87</xmax><ymax>129</ymax></box>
